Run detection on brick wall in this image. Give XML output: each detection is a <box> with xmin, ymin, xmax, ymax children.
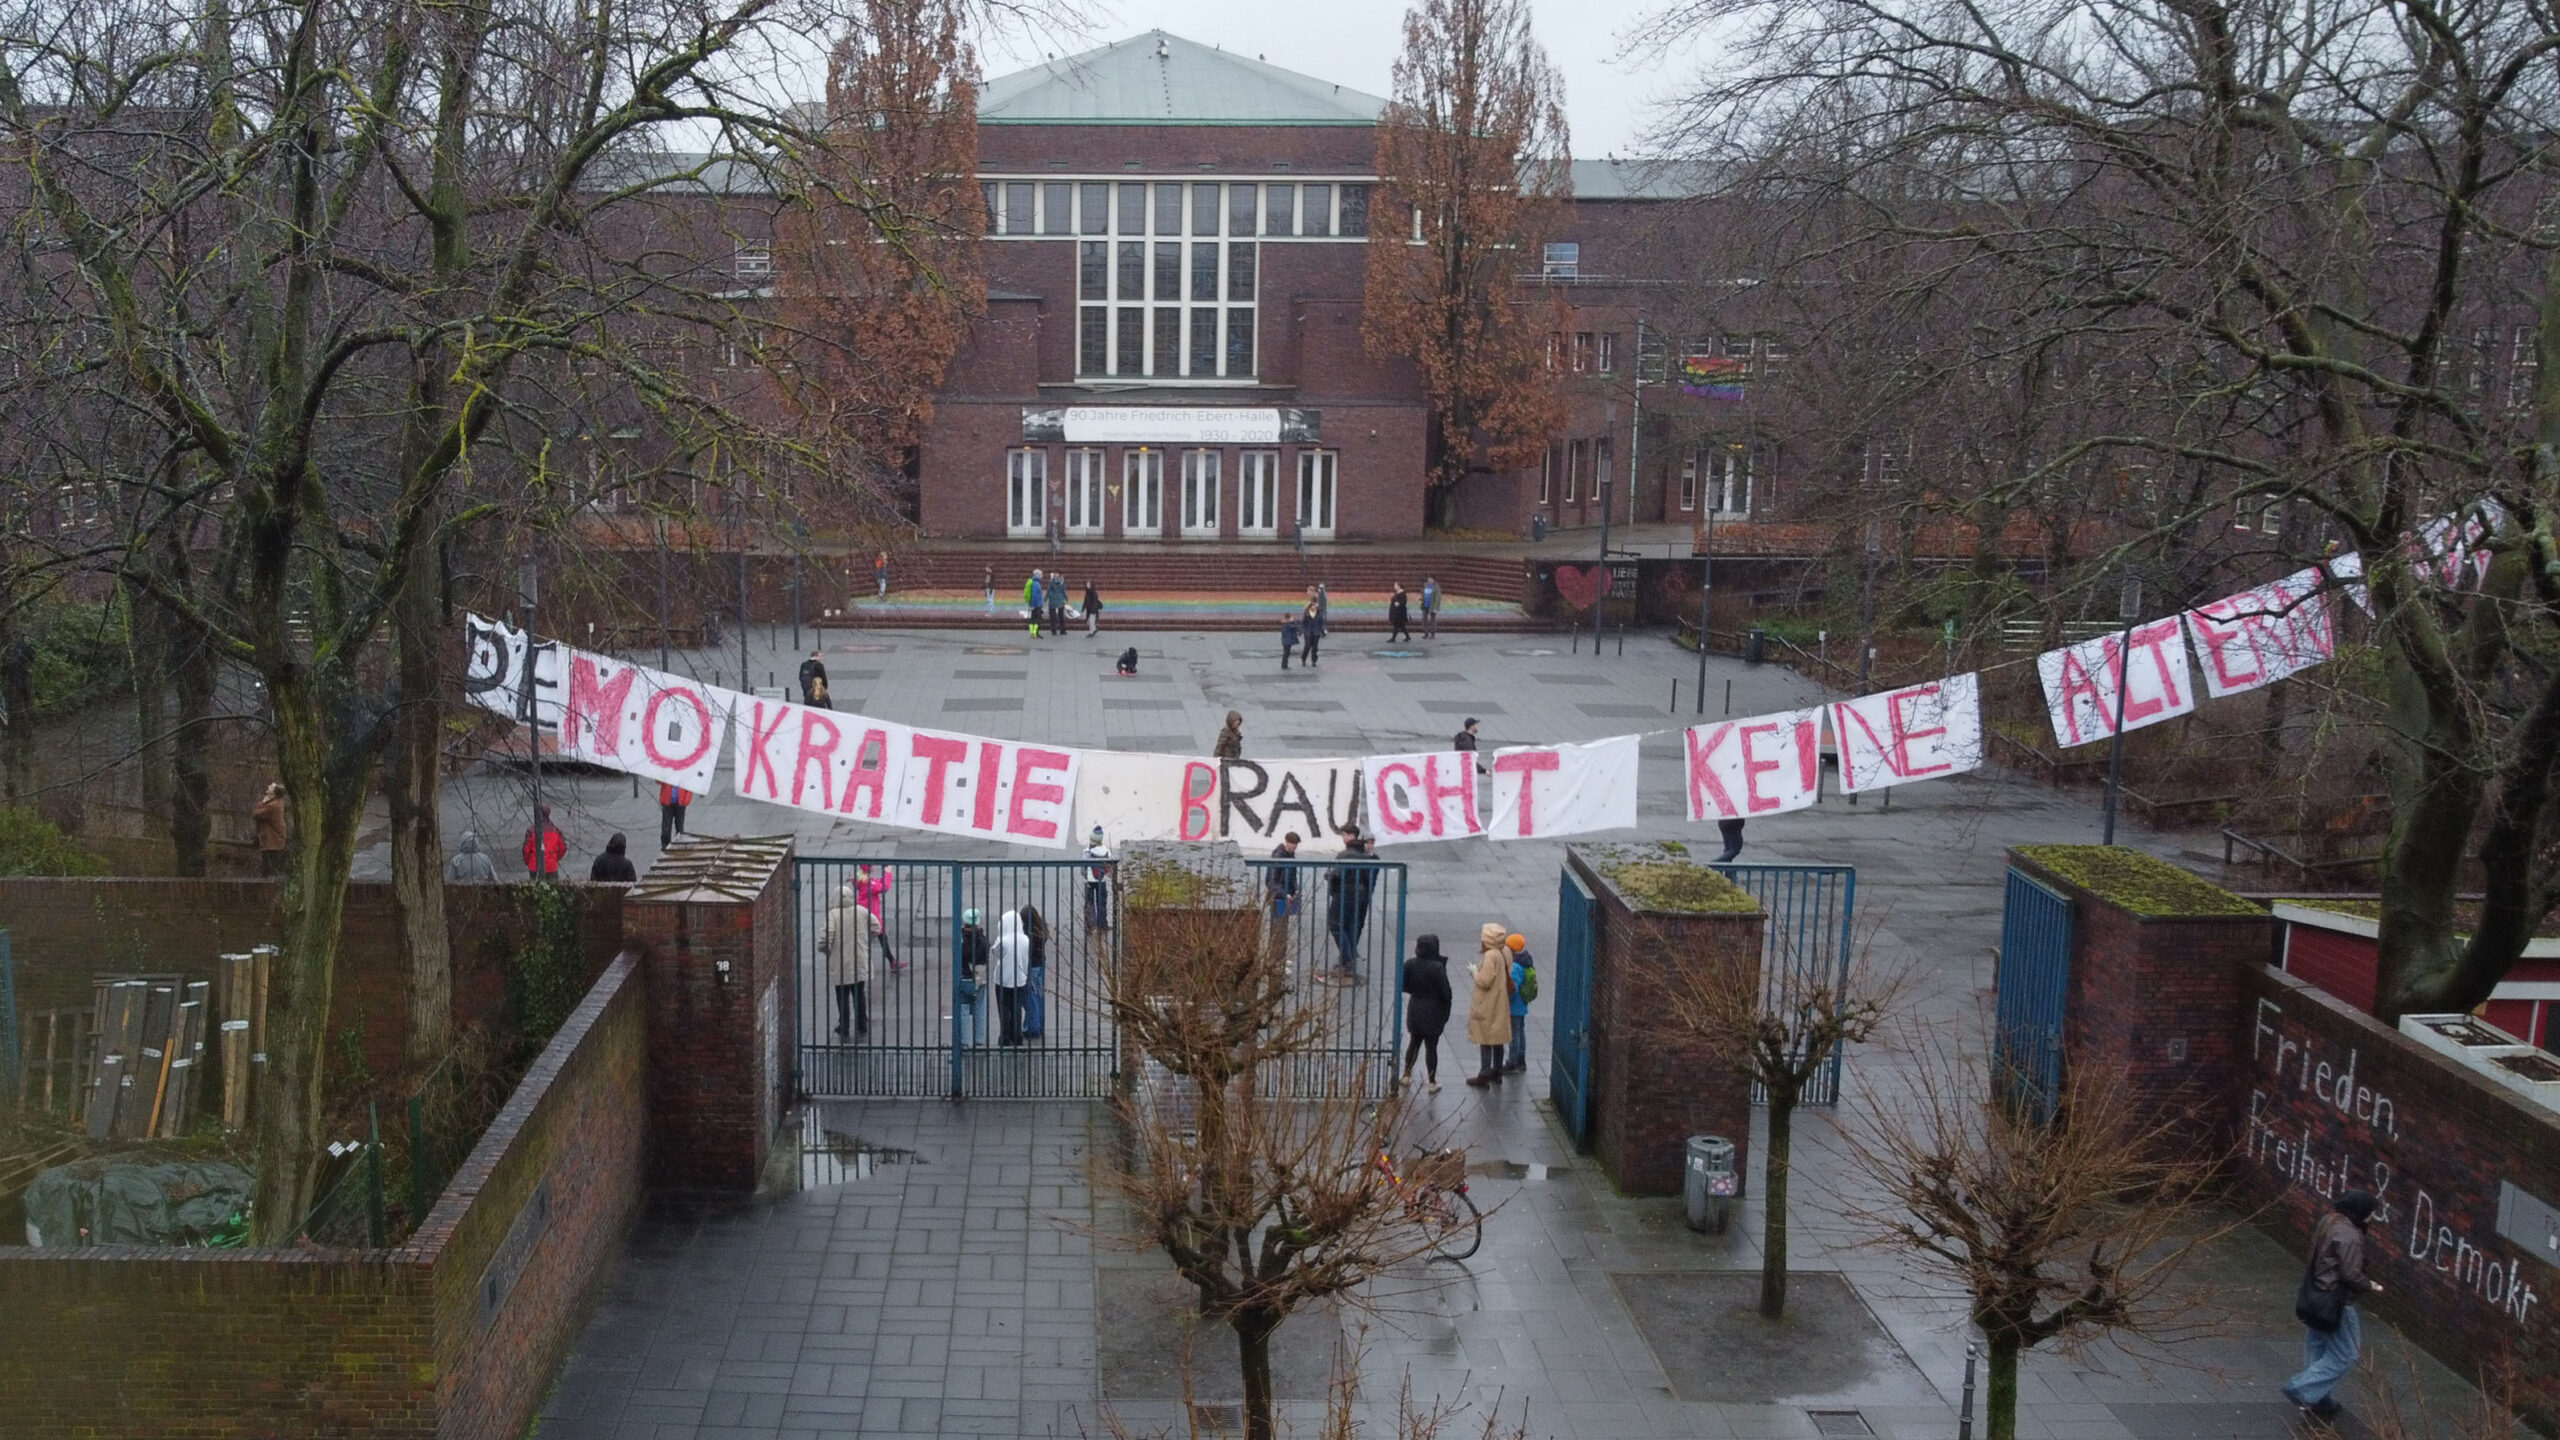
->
<box><xmin>1569</xmin><ymin>849</ymin><xmax>1761</xmax><ymax>1197</ymax></box>
<box><xmin>0</xmin><ymin>877</ymin><xmax>625</xmax><ymax>1080</ymax></box>
<box><xmin>2235</xmin><ymin>967</ymin><xmax>2559</xmax><ymax>1427</ymax></box>
<box><xmin>624</xmin><ymin>838</ymin><xmax>794</xmax><ymax>1189</ymax></box>
<box><xmin>0</xmin><ymin>955</ymin><xmax>646</xmax><ymax>1440</ymax></box>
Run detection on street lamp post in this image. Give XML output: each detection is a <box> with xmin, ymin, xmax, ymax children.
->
<box><xmin>2101</xmin><ymin>574</ymin><xmax>2142</xmax><ymax>844</ymax></box>
<box><xmin>1694</xmin><ymin>490</ymin><xmax>1714</xmax><ymax>713</ymax></box>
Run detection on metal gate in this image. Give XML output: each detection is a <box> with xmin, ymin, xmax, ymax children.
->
<box><xmin>1549</xmin><ymin>869</ymin><xmax>1597</xmax><ymax>1147</ymax></box>
<box><xmin>793</xmin><ymin>855</ymin><xmax>1406</xmax><ymax>1099</ymax></box>
<box><xmin>1995</xmin><ymin>869</ymin><xmax>2075</xmax><ymax>1123</ymax></box>
<box><xmin>1712</xmin><ymin>863</ymin><xmax>1858</xmax><ymax>1106</ymax></box>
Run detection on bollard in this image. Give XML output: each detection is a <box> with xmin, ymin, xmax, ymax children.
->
<box><xmin>1723</xmin><ymin>679</ymin><xmax>1732</xmax><ymax>716</ymax></box>
<box><xmin>1958</xmin><ymin>1340</ymin><xmax>1978</xmax><ymax>1440</ymax></box>
<box><xmin>1672</xmin><ymin>680</ymin><xmax>1679</xmax><ymax>712</ymax></box>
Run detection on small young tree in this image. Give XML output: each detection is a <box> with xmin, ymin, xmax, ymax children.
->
<box><xmin>1363</xmin><ymin>0</ymin><xmax>1570</xmax><ymax>528</ymax></box>
<box><xmin>1102</xmin><ymin>857</ymin><xmax>1472</xmax><ymax>1440</ymax></box>
<box><xmin>1644</xmin><ymin>927</ymin><xmax>1895</xmax><ymax>1318</ymax></box>
<box><xmin>1847</xmin><ymin>1052</ymin><xmax>2228</xmax><ymax>1440</ymax></box>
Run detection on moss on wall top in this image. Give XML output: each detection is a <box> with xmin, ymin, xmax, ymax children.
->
<box><xmin>2016</xmin><ymin>845</ymin><xmax>2260</xmax><ymax>918</ymax></box>
<box><xmin>1599</xmin><ymin>860</ymin><xmax>1759</xmax><ymax>915</ymax></box>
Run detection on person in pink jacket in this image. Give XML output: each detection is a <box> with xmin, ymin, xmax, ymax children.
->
<box><xmin>855</xmin><ymin>865</ymin><xmax>903</xmax><ymax>971</ymax></box>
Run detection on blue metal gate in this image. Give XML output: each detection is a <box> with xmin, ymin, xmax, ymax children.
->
<box><xmin>1712</xmin><ymin>863</ymin><xmax>1858</xmax><ymax>1106</ymax></box>
<box><xmin>1995</xmin><ymin>869</ymin><xmax>2075</xmax><ymax>1123</ymax></box>
<box><xmin>1550</xmin><ymin>868</ymin><xmax>1597</xmax><ymax>1147</ymax></box>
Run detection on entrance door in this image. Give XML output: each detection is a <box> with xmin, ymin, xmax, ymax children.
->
<box><xmin>1005</xmin><ymin>448</ymin><xmax>1046</xmax><ymax>538</ymax></box>
<box><xmin>1122</xmin><ymin>448</ymin><xmax>1163</xmax><ymax>537</ymax></box>
<box><xmin>1551</xmin><ymin>867</ymin><xmax>1596</xmax><ymax>1148</ymax></box>
<box><xmin>1179</xmin><ymin>450</ymin><xmax>1221</xmax><ymax>538</ymax></box>
<box><xmin>1295</xmin><ymin>449</ymin><xmax>1337</xmax><ymax>539</ymax></box>
<box><xmin>1237</xmin><ymin>451</ymin><xmax>1279</xmax><ymax>537</ymax></box>
<box><xmin>1063</xmin><ymin>448</ymin><xmax>1106</xmax><ymax>535</ymax></box>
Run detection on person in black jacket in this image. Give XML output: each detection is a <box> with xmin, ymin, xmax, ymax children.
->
<box><xmin>1325</xmin><ymin>826</ymin><xmax>1378</xmax><ymax>981</ymax></box>
<box><xmin>1453</xmin><ymin>718</ymin><xmax>1487</xmax><ymax>775</ymax></box>
<box><xmin>1387</xmin><ymin>583</ymin><xmax>1412</xmax><ymax>642</ymax></box>
<box><xmin>1400</xmin><ymin>934</ymin><xmax>1454</xmax><ymax>1091</ymax></box>
<box><xmin>798</xmin><ymin>649</ymin><xmax>828</xmax><ymax>706</ymax></box>
<box><xmin>588</xmin><ymin>832</ymin><xmax>638</xmax><ymax>882</ymax></box>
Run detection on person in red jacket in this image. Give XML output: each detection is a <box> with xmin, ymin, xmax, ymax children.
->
<box><xmin>658</xmin><ymin>782</ymin><xmax>691</xmax><ymax>847</ymax></box>
<box><xmin>523</xmin><ymin>807</ymin><xmax>565</xmax><ymax>879</ymax></box>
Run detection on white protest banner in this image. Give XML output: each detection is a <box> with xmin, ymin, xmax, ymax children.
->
<box><xmin>2184</xmin><ymin>568</ymin><xmax>2334</xmax><ymax>700</ymax></box>
<box><xmin>731</xmin><ymin>696</ymin><xmax>912</xmax><ymax>826</ymax></box>
<box><xmin>1213</xmin><ymin>758</ymin><xmax>1367</xmax><ymax>853</ymax></box>
<box><xmin>2036</xmin><ymin>619</ymin><xmax>2197</xmax><ymax>749</ymax></box>
<box><xmin>1683</xmin><ymin>709</ymin><xmax>1825</xmax><ymax>820</ymax></box>
<box><xmin>890</xmin><ymin>724</ymin><xmax>1080</xmax><ymax>849</ymax></box>
<box><xmin>1071</xmin><ymin>750</ymin><xmax>1222</xmax><ymax>844</ymax></box>
<box><xmin>1486</xmin><ymin>736</ymin><xmax>1639</xmax><ymax>840</ymax></box>
<box><xmin>2327</xmin><ymin>552</ymin><xmax>2372</xmax><ymax>615</ymax></box>
<box><xmin>1829</xmin><ymin>674</ymin><xmax>1983</xmax><ymax>795</ymax></box>
<box><xmin>1361</xmin><ymin>751</ymin><xmax>1483</xmax><ymax>845</ymax></box>
<box><xmin>460</xmin><ymin>613</ymin><xmax>533</xmax><ymax>718</ymax></box>
<box><xmin>554</xmin><ymin>650</ymin><xmax>733</xmax><ymax>793</ymax></box>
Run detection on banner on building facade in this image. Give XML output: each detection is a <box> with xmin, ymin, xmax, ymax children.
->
<box><xmin>1021</xmin><ymin>406</ymin><xmax>1322</xmax><ymax>445</ymax></box>
<box><xmin>1683</xmin><ymin>709</ymin><xmax>1825</xmax><ymax>820</ymax></box>
<box><xmin>1830</xmin><ymin>674</ymin><xmax>1983</xmax><ymax>795</ymax></box>
<box><xmin>1486</xmin><ymin>735</ymin><xmax>1640</xmax><ymax>839</ymax></box>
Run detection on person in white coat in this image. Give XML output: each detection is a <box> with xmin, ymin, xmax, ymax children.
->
<box><xmin>990</xmin><ymin>910</ymin><xmax>1032</xmax><ymax>1047</ymax></box>
<box><xmin>819</xmin><ymin>878</ymin><xmax>877</xmax><ymax>1038</ymax></box>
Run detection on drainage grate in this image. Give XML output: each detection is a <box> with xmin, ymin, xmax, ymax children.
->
<box><xmin>1807</xmin><ymin>1411</ymin><xmax>1872</xmax><ymax>1437</ymax></box>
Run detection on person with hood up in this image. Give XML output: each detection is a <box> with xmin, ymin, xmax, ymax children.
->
<box><xmin>990</xmin><ymin>910</ymin><xmax>1032</xmax><ymax>1047</ymax></box>
<box><xmin>820</xmin><ymin>876</ymin><xmax>877</xmax><ymax>1038</ymax></box>
<box><xmin>2284</xmin><ymin>1190</ymin><xmax>2384</xmax><ymax>1419</ymax></box>
<box><xmin>1464</xmin><ymin>923</ymin><xmax>1514</xmax><ymax>1088</ymax></box>
<box><xmin>523</xmin><ymin>807</ymin><xmax>565</xmax><ymax>879</ymax></box>
<box><xmin>445</xmin><ymin>831</ymin><xmax>498</xmax><ymax>883</ymax></box>
<box><xmin>1387</xmin><ymin>583</ymin><xmax>1412</xmax><ymax>642</ymax></box>
<box><xmin>856</xmin><ymin>865</ymin><xmax>901</xmax><ymax>970</ymax></box>
<box><xmin>956</xmin><ymin>907</ymin><xmax>990</xmax><ymax>1044</ymax></box>
<box><xmin>1503</xmin><ymin>933</ymin><xmax>1534</xmax><ymax>1072</ymax></box>
<box><xmin>1399</xmin><ymin>934</ymin><xmax>1454</xmax><ymax>1092</ymax></box>
<box><xmin>1214</xmin><ymin>710</ymin><xmax>1245</xmax><ymax>759</ymax></box>
<box><xmin>588</xmin><ymin>832</ymin><xmax>638</xmax><ymax>882</ymax></box>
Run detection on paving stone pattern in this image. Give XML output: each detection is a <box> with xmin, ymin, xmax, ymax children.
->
<box><xmin>406</xmin><ymin>627</ymin><xmax>2494</xmax><ymax>1439</ymax></box>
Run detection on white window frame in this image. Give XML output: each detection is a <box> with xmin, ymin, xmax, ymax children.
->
<box><xmin>1565</xmin><ymin>440</ymin><xmax>1583</xmax><ymax>503</ymax></box>
<box><xmin>1063</xmin><ymin>448</ymin><xmax>1106</xmax><ymax>535</ymax></box>
<box><xmin>1295</xmin><ymin>450</ymin><xmax>1338</xmax><ymax>539</ymax></box>
<box><xmin>1543</xmin><ymin>241</ymin><xmax>1579</xmax><ymax>278</ymax></box>
<box><xmin>733</xmin><ymin>242</ymin><xmax>772</xmax><ymax>281</ymax></box>
<box><xmin>1180</xmin><ymin>449</ymin><xmax>1221</xmax><ymax>538</ymax></box>
<box><xmin>1678</xmin><ymin>455</ymin><xmax>1698</xmax><ymax>512</ymax></box>
<box><xmin>1123</xmin><ymin>447</ymin><xmax>1164</xmax><ymax>537</ymax></box>
<box><xmin>1006</xmin><ymin>448</ymin><xmax>1048</xmax><ymax>537</ymax></box>
<box><xmin>1540</xmin><ymin>443</ymin><xmax>1557</xmax><ymax>504</ymax></box>
<box><xmin>1709</xmin><ymin>446</ymin><xmax>1752</xmax><ymax>515</ymax></box>
<box><xmin>1598</xmin><ymin>333</ymin><xmax>1617</xmax><ymax>374</ymax></box>
<box><xmin>1237</xmin><ymin>451</ymin><xmax>1280</xmax><ymax>537</ymax></box>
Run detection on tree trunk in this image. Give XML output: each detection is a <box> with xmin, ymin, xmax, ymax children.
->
<box><xmin>162</xmin><ymin>534</ymin><xmax>213</xmax><ymax>876</ymax></box>
<box><xmin>1235</xmin><ymin>1308</ymin><xmax>1282</xmax><ymax>1440</ymax></box>
<box><xmin>389</xmin><ymin>558</ymin><xmax>452</xmax><ymax>1071</ymax></box>
<box><xmin>129</xmin><ymin>590</ymin><xmax>169</xmax><ymax>841</ymax></box>
<box><xmin>2373</xmin><ymin>640</ymin><xmax>2487</xmax><ymax>1020</ymax></box>
<box><xmin>1759</xmin><ymin>1089</ymin><xmax>1794</xmax><ymax>1318</ymax></box>
<box><xmin>249</xmin><ymin>679</ymin><xmax>370</xmax><ymax>1243</ymax></box>
<box><xmin>1984</xmin><ymin>1334</ymin><xmax>2020</xmax><ymax>1440</ymax></box>
<box><xmin>0</xmin><ymin>620</ymin><xmax>31</xmax><ymax>802</ymax></box>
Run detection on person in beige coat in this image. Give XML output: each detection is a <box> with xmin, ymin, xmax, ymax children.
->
<box><xmin>1465</xmin><ymin>922</ymin><xmax>1514</xmax><ymax>1088</ymax></box>
<box><xmin>820</xmin><ymin>879</ymin><xmax>878</xmax><ymax>1039</ymax></box>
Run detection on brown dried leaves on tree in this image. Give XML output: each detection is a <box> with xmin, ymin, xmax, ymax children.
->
<box><xmin>1362</xmin><ymin>0</ymin><xmax>1571</xmax><ymax>523</ymax></box>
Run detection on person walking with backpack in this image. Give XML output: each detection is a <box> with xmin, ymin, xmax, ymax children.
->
<box><xmin>2283</xmin><ymin>1190</ymin><xmax>2383</xmax><ymax>1421</ymax></box>
<box><xmin>1464</xmin><ymin>923</ymin><xmax>1513</xmax><ymax>1088</ymax></box>
<box><xmin>1503</xmin><ymin>933</ymin><xmax>1535</xmax><ymax>1073</ymax></box>
<box><xmin>1400</xmin><ymin>934</ymin><xmax>1453</xmax><ymax>1092</ymax></box>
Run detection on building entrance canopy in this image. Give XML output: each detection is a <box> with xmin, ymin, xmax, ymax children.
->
<box><xmin>1022</xmin><ymin>405</ymin><xmax>1321</xmax><ymax>445</ymax></box>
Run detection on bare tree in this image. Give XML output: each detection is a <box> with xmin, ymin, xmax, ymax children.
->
<box><xmin>1363</xmin><ymin>0</ymin><xmax>1570</xmax><ymax>528</ymax></box>
<box><xmin>1101</xmin><ymin>857</ymin><xmax>1476</xmax><ymax>1440</ymax></box>
<box><xmin>1643</xmin><ymin>925</ymin><xmax>1895</xmax><ymax>1318</ymax></box>
<box><xmin>1846</xmin><ymin>1051</ymin><xmax>2229</xmax><ymax>1440</ymax></box>
<box><xmin>1639</xmin><ymin>0</ymin><xmax>2560</xmax><ymax>1015</ymax></box>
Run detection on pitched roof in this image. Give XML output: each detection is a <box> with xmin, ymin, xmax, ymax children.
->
<box><xmin>979</xmin><ymin>31</ymin><xmax>1385</xmax><ymax>127</ymax></box>
<box><xmin>1569</xmin><ymin>158</ymin><xmax>1716</xmax><ymax>200</ymax></box>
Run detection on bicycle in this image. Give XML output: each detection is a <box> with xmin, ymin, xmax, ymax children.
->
<box><xmin>1361</xmin><ymin>1145</ymin><xmax>1482</xmax><ymax>1261</ymax></box>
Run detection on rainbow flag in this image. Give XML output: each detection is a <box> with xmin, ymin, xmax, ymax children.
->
<box><xmin>1680</xmin><ymin>354</ymin><xmax>1748</xmax><ymax>400</ymax></box>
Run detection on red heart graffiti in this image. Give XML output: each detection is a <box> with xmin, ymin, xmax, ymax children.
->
<box><xmin>1554</xmin><ymin>564</ymin><xmax>1612</xmax><ymax>611</ymax></box>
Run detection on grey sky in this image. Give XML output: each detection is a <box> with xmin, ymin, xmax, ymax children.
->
<box><xmin>980</xmin><ymin>0</ymin><xmax>1702</xmax><ymax>159</ymax></box>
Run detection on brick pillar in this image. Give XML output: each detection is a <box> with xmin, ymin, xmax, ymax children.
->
<box><xmin>2008</xmin><ymin>845</ymin><xmax>2276</xmax><ymax>1142</ymax></box>
<box><xmin>1568</xmin><ymin>848</ymin><xmax>1762</xmax><ymax>1197</ymax></box>
<box><xmin>623</xmin><ymin>835</ymin><xmax>796</xmax><ymax>1189</ymax></box>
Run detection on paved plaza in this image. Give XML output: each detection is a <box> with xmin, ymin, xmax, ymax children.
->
<box><xmin>400</xmin><ymin>626</ymin><xmax>2485</xmax><ymax>1440</ymax></box>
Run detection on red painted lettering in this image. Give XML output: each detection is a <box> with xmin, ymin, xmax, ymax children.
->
<box><xmin>792</xmin><ymin>711</ymin><xmax>841</xmax><ymax>809</ymax></box>
<box><xmin>1421</xmin><ymin>754</ymin><xmax>1478</xmax><ymax>837</ymax></box>
<box><xmin>1887</xmin><ymin>686</ymin><xmax>1950</xmax><ymax>778</ymax></box>
<box><xmin>972</xmin><ymin>742</ymin><xmax>1004</xmax><ymax>832</ymax></box>
<box><xmin>1376</xmin><ymin>762</ymin><xmax>1426</xmax><ymax>834</ymax></box>
<box><xmin>838</xmin><ymin>729</ymin><xmax>891</xmax><ymax>817</ymax></box>
<box><xmin>1685</xmin><ymin>724</ymin><xmax>1741</xmax><ymax>818</ymax></box>
<box><xmin>1493</xmin><ymin>749</ymin><xmax>1561</xmax><ymax>835</ymax></box>
<box><xmin>1794</xmin><ymin>718</ymin><xmax>1819</xmax><ymax>795</ymax></box>
<box><xmin>2191</xmin><ymin>604</ymin><xmax>2262</xmax><ymax>691</ymax></box>
<box><xmin>2129</xmin><ymin>618</ymin><xmax>2187</xmax><ymax>709</ymax></box>
<box><xmin>2051</xmin><ymin>646</ymin><xmax>2108</xmax><ymax>746</ymax></box>
<box><xmin>907</xmin><ymin>734</ymin><xmax>968</xmax><ymax>824</ymax></box>
<box><xmin>742</xmin><ymin>702</ymin><xmax>790</xmax><ymax>799</ymax></box>
<box><xmin>563</xmin><ymin>655</ymin><xmax>637</xmax><ymax>755</ymax></box>
<box><xmin>1180</xmin><ymin>761</ymin><xmax>1216</xmax><ymax>841</ymax></box>
<box><xmin>640</xmin><ymin>686</ymin><xmax>714</xmax><ymax>771</ymax></box>
<box><xmin>1740</xmin><ymin>723</ymin><xmax>1787</xmax><ymax>813</ymax></box>
<box><xmin>1006</xmin><ymin>747</ymin><xmax>1071</xmax><ymax>840</ymax></box>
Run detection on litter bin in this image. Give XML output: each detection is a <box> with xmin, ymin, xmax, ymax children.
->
<box><xmin>1684</xmin><ymin>1135</ymin><xmax>1738</xmax><ymax>1234</ymax></box>
<box><xmin>1743</xmin><ymin>626</ymin><xmax>1766</xmax><ymax>666</ymax></box>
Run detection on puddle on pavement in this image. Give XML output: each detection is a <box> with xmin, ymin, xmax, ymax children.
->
<box><xmin>799</xmin><ymin>1116</ymin><xmax>925</xmax><ymax>1187</ymax></box>
<box><xmin>1470</xmin><ymin>1160</ymin><xmax>1569</xmax><ymax>1180</ymax></box>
